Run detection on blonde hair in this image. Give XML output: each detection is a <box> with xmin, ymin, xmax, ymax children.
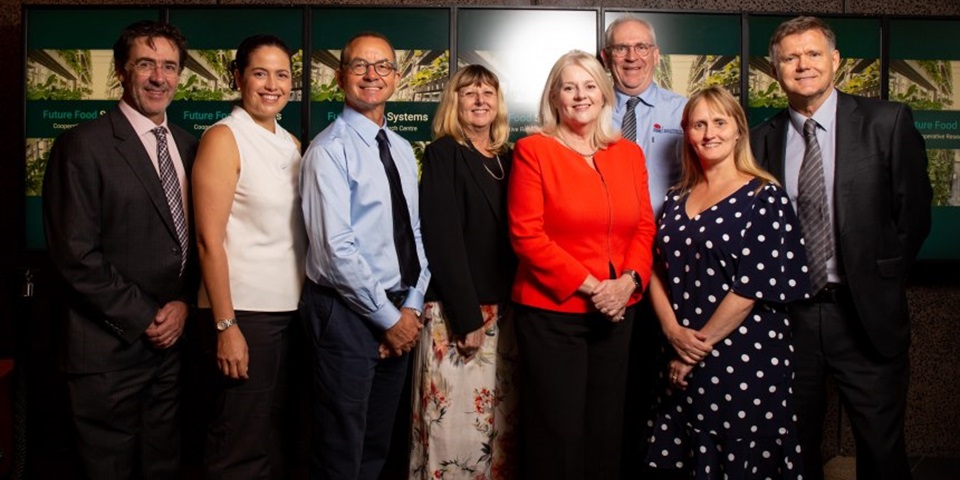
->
<box><xmin>431</xmin><ymin>65</ymin><xmax>510</xmax><ymax>154</ymax></box>
<box><xmin>677</xmin><ymin>86</ymin><xmax>779</xmax><ymax>194</ymax></box>
<box><xmin>538</xmin><ymin>50</ymin><xmax>618</xmax><ymax>148</ymax></box>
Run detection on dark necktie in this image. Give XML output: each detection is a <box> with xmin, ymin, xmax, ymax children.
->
<box><xmin>797</xmin><ymin>118</ymin><xmax>834</xmax><ymax>292</ymax></box>
<box><xmin>376</xmin><ymin>129</ymin><xmax>420</xmax><ymax>288</ymax></box>
<box><xmin>152</xmin><ymin>127</ymin><xmax>188</xmax><ymax>276</ymax></box>
<box><xmin>621</xmin><ymin>96</ymin><xmax>640</xmax><ymax>143</ymax></box>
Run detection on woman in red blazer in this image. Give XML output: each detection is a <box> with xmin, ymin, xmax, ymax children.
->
<box><xmin>507</xmin><ymin>50</ymin><xmax>656</xmax><ymax>479</ymax></box>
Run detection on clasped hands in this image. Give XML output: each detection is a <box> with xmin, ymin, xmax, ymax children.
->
<box><xmin>379</xmin><ymin>307</ymin><xmax>423</xmax><ymax>359</ymax></box>
<box><xmin>665</xmin><ymin>325</ymin><xmax>713</xmax><ymax>390</ymax></box>
<box><xmin>590</xmin><ymin>275</ymin><xmax>635</xmax><ymax>322</ymax></box>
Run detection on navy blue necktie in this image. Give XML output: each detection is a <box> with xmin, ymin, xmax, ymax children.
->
<box><xmin>376</xmin><ymin>129</ymin><xmax>420</xmax><ymax>288</ymax></box>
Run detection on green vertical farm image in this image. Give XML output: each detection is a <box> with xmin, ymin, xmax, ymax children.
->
<box><xmin>890</xmin><ymin>19</ymin><xmax>960</xmax><ymax>209</ymax></box>
<box><xmin>24</xmin><ymin>7</ymin><xmax>161</xmax><ymax>249</ymax></box>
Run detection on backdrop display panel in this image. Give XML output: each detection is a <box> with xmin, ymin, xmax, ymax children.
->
<box><xmin>747</xmin><ymin>15</ymin><xmax>881</xmax><ymax>127</ymax></box>
<box><xmin>25</xmin><ymin>7</ymin><xmax>161</xmax><ymax>250</ymax></box>
<box><xmin>309</xmin><ymin>7</ymin><xmax>450</xmax><ymax>155</ymax></box>
<box><xmin>604</xmin><ymin>11</ymin><xmax>741</xmax><ymax>99</ymax></box>
<box><xmin>457</xmin><ymin>8</ymin><xmax>597</xmax><ymax>141</ymax></box>
<box><xmin>167</xmin><ymin>7</ymin><xmax>304</xmax><ymax>140</ymax></box>
<box><xmin>890</xmin><ymin>18</ymin><xmax>960</xmax><ymax>259</ymax></box>
<box><xmin>20</xmin><ymin>8</ymin><xmax>958</xmax><ymax>258</ymax></box>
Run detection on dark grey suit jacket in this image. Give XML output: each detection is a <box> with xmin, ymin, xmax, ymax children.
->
<box><xmin>43</xmin><ymin>105</ymin><xmax>199</xmax><ymax>373</ymax></box>
<box><xmin>750</xmin><ymin>91</ymin><xmax>932</xmax><ymax>358</ymax></box>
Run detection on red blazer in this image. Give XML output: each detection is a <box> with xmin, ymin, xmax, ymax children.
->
<box><xmin>508</xmin><ymin>133</ymin><xmax>656</xmax><ymax>313</ymax></box>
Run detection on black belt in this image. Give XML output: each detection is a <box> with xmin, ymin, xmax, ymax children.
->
<box><xmin>808</xmin><ymin>283</ymin><xmax>847</xmax><ymax>303</ymax></box>
<box><xmin>386</xmin><ymin>290</ymin><xmax>407</xmax><ymax>309</ymax></box>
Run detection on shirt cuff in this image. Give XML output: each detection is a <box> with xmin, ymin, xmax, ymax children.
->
<box><xmin>402</xmin><ymin>288</ymin><xmax>425</xmax><ymax>312</ymax></box>
<box><xmin>368</xmin><ymin>301</ymin><xmax>402</xmax><ymax>331</ymax></box>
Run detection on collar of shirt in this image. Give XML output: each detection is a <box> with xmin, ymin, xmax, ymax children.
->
<box><xmin>615</xmin><ymin>82</ymin><xmax>661</xmax><ymax>112</ymax></box>
<box><xmin>788</xmin><ymin>88</ymin><xmax>838</xmax><ymax>138</ymax></box>
<box><xmin>118</xmin><ymin>99</ymin><xmax>171</xmax><ymax>138</ymax></box>
<box><xmin>340</xmin><ymin>105</ymin><xmax>385</xmax><ymax>148</ymax></box>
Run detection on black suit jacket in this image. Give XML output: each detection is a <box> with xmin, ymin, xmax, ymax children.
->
<box><xmin>750</xmin><ymin>91</ymin><xmax>932</xmax><ymax>357</ymax></box>
<box><xmin>420</xmin><ymin>136</ymin><xmax>516</xmax><ymax>336</ymax></box>
<box><xmin>43</xmin><ymin>105</ymin><xmax>199</xmax><ymax>373</ymax></box>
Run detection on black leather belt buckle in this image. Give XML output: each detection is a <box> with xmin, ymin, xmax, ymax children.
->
<box><xmin>813</xmin><ymin>283</ymin><xmax>844</xmax><ymax>303</ymax></box>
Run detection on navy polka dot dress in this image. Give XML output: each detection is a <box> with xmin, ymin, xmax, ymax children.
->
<box><xmin>646</xmin><ymin>179</ymin><xmax>811</xmax><ymax>479</ymax></box>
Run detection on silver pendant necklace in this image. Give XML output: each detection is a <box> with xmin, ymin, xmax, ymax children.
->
<box><xmin>467</xmin><ymin>135</ymin><xmax>505</xmax><ymax>180</ymax></box>
<box><xmin>556</xmin><ymin>131</ymin><xmax>597</xmax><ymax>158</ymax></box>
<box><xmin>481</xmin><ymin>154</ymin><xmax>505</xmax><ymax>180</ymax></box>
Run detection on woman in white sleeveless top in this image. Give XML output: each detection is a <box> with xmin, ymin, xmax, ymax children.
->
<box><xmin>193</xmin><ymin>35</ymin><xmax>305</xmax><ymax>479</ymax></box>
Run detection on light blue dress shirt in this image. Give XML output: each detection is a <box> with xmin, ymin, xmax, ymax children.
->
<box><xmin>300</xmin><ymin>106</ymin><xmax>430</xmax><ymax>330</ymax></box>
<box><xmin>612</xmin><ymin>83</ymin><xmax>687</xmax><ymax>217</ymax></box>
<box><xmin>785</xmin><ymin>88</ymin><xmax>840</xmax><ymax>283</ymax></box>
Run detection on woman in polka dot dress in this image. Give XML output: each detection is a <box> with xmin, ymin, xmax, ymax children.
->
<box><xmin>644</xmin><ymin>86</ymin><xmax>811</xmax><ymax>479</ymax></box>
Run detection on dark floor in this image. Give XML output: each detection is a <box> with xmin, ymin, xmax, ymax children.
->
<box><xmin>824</xmin><ymin>456</ymin><xmax>960</xmax><ymax>480</ymax></box>
<box><xmin>913</xmin><ymin>457</ymin><xmax>960</xmax><ymax>479</ymax></box>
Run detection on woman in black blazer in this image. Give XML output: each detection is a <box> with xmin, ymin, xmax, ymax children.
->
<box><xmin>410</xmin><ymin>65</ymin><xmax>518</xmax><ymax>479</ymax></box>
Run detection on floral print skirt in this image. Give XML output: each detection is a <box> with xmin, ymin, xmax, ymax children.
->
<box><xmin>410</xmin><ymin>302</ymin><xmax>519</xmax><ymax>480</ymax></box>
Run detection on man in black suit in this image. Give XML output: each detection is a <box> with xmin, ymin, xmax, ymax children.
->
<box><xmin>750</xmin><ymin>16</ymin><xmax>931</xmax><ymax>480</ymax></box>
<box><xmin>42</xmin><ymin>20</ymin><xmax>198</xmax><ymax>480</ymax></box>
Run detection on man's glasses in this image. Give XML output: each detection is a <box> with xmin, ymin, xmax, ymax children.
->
<box><xmin>129</xmin><ymin>59</ymin><xmax>180</xmax><ymax>77</ymax></box>
<box><xmin>607</xmin><ymin>43</ymin><xmax>656</xmax><ymax>59</ymax></box>
<box><xmin>343</xmin><ymin>59</ymin><xmax>398</xmax><ymax>77</ymax></box>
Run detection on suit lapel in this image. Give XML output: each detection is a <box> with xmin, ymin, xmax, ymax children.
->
<box><xmin>109</xmin><ymin>108</ymin><xmax>179</xmax><ymax>241</ymax></box>
<box><xmin>763</xmin><ymin>110</ymin><xmax>790</xmax><ymax>183</ymax></box>
<box><xmin>833</xmin><ymin>92</ymin><xmax>863</xmax><ymax>231</ymax></box>
<box><xmin>460</xmin><ymin>146</ymin><xmax>503</xmax><ymax>222</ymax></box>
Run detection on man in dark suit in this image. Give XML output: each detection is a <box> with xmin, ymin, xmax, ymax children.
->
<box><xmin>750</xmin><ymin>16</ymin><xmax>931</xmax><ymax>480</ymax></box>
<box><xmin>42</xmin><ymin>20</ymin><xmax>198</xmax><ymax>480</ymax></box>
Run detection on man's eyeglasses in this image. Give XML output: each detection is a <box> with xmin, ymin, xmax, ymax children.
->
<box><xmin>607</xmin><ymin>43</ymin><xmax>656</xmax><ymax>59</ymax></box>
<box><xmin>343</xmin><ymin>59</ymin><xmax>398</xmax><ymax>77</ymax></box>
<box><xmin>129</xmin><ymin>59</ymin><xmax>180</xmax><ymax>77</ymax></box>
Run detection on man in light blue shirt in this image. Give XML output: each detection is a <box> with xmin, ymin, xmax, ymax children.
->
<box><xmin>299</xmin><ymin>31</ymin><xmax>430</xmax><ymax>480</ymax></box>
<box><xmin>602</xmin><ymin>15</ymin><xmax>687</xmax><ymax>218</ymax></box>
<box><xmin>600</xmin><ymin>16</ymin><xmax>687</xmax><ymax>479</ymax></box>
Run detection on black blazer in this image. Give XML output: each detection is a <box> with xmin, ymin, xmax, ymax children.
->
<box><xmin>43</xmin><ymin>106</ymin><xmax>199</xmax><ymax>373</ymax></box>
<box><xmin>750</xmin><ymin>91</ymin><xmax>932</xmax><ymax>358</ymax></box>
<box><xmin>420</xmin><ymin>136</ymin><xmax>516</xmax><ymax>336</ymax></box>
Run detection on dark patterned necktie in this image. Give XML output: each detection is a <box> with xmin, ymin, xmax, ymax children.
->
<box><xmin>376</xmin><ymin>129</ymin><xmax>420</xmax><ymax>288</ymax></box>
<box><xmin>152</xmin><ymin>127</ymin><xmax>188</xmax><ymax>276</ymax></box>
<box><xmin>621</xmin><ymin>96</ymin><xmax>640</xmax><ymax>143</ymax></box>
<box><xmin>797</xmin><ymin>118</ymin><xmax>834</xmax><ymax>292</ymax></box>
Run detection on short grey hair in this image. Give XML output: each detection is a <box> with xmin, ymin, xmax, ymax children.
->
<box><xmin>603</xmin><ymin>15</ymin><xmax>658</xmax><ymax>48</ymax></box>
<box><xmin>768</xmin><ymin>16</ymin><xmax>837</xmax><ymax>62</ymax></box>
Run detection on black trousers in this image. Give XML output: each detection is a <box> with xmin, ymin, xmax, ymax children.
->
<box><xmin>790</xmin><ymin>290</ymin><xmax>911</xmax><ymax>480</ymax></box>
<box><xmin>514</xmin><ymin>305</ymin><xmax>634</xmax><ymax>480</ymax></box>
<box><xmin>299</xmin><ymin>281</ymin><xmax>408</xmax><ymax>480</ymax></box>
<box><xmin>66</xmin><ymin>348</ymin><xmax>181</xmax><ymax>480</ymax></box>
<box><xmin>203</xmin><ymin>310</ymin><xmax>294</xmax><ymax>480</ymax></box>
